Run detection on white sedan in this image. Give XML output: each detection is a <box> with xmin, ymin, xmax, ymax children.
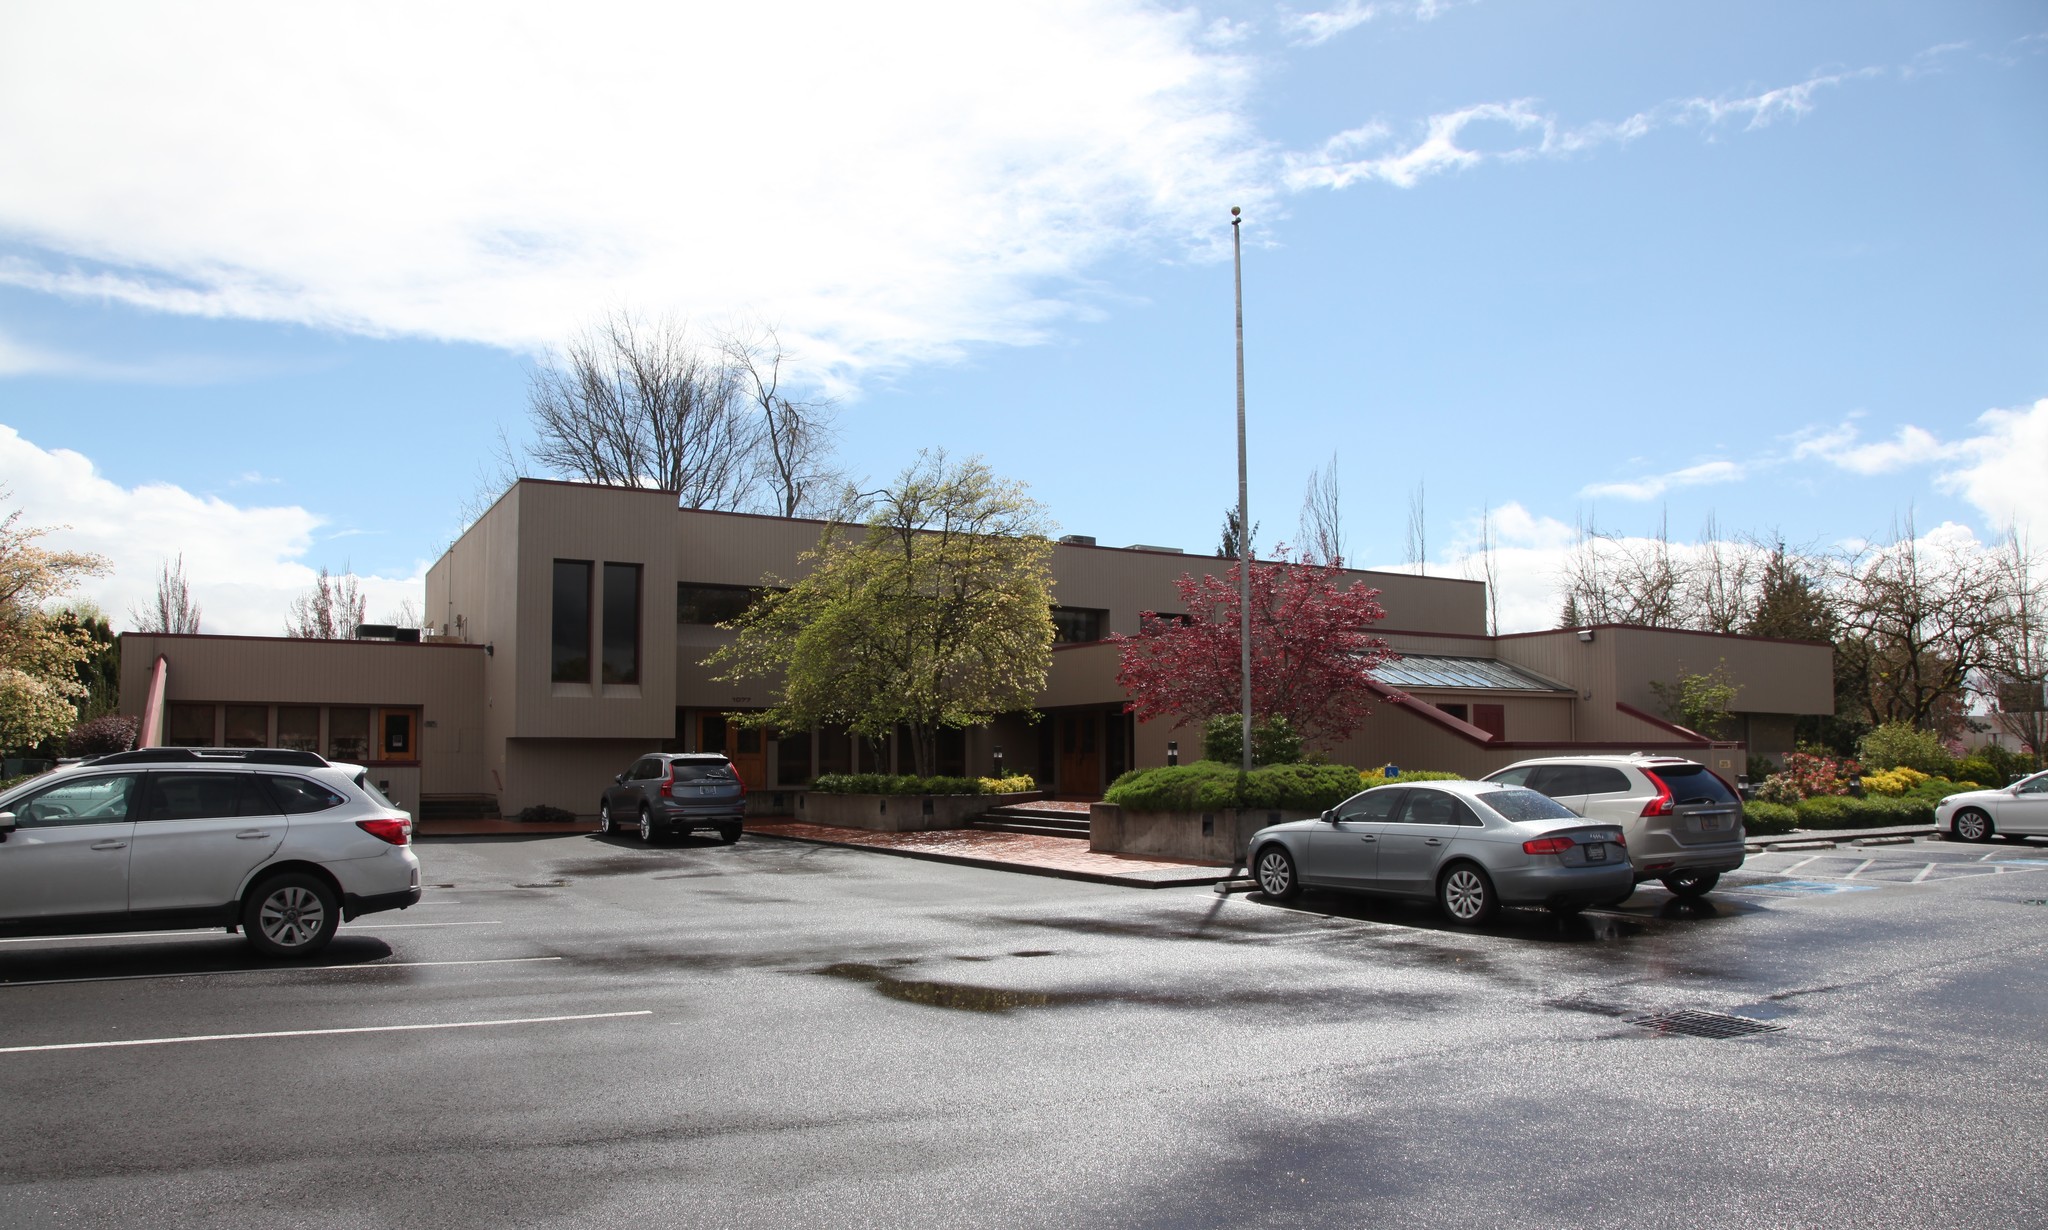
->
<box><xmin>1935</xmin><ymin>770</ymin><xmax>2048</xmax><ymax>842</ymax></box>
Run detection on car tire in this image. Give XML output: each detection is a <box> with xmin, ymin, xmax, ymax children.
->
<box><xmin>1953</xmin><ymin>808</ymin><xmax>1994</xmax><ymax>843</ymax></box>
<box><xmin>1254</xmin><ymin>845</ymin><xmax>1301</xmax><ymax>901</ymax></box>
<box><xmin>243</xmin><ymin>873</ymin><xmax>340</xmax><ymax>959</ymax></box>
<box><xmin>1661</xmin><ymin>869</ymin><xmax>1720</xmax><ymax>898</ymax></box>
<box><xmin>1438</xmin><ymin>863</ymin><xmax>1497</xmax><ymax>925</ymax></box>
<box><xmin>598</xmin><ymin>800</ymin><xmax>615</xmax><ymax>836</ymax></box>
<box><xmin>639</xmin><ymin>807</ymin><xmax>657</xmax><ymax>844</ymax></box>
<box><xmin>718</xmin><ymin>826</ymin><xmax>742</xmax><ymax>844</ymax></box>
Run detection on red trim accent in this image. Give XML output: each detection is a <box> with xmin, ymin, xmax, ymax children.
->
<box><xmin>1364</xmin><ymin>680</ymin><xmax>1498</xmax><ymax>742</ymax></box>
<box><xmin>1614</xmin><ymin>701</ymin><xmax>1710</xmax><ymax>743</ymax></box>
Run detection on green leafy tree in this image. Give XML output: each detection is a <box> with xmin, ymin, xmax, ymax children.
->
<box><xmin>1856</xmin><ymin>722</ymin><xmax>1956</xmax><ymax>776</ymax></box>
<box><xmin>1649</xmin><ymin>663</ymin><xmax>1740</xmax><ymax>738</ymax></box>
<box><xmin>1200</xmin><ymin>713</ymin><xmax>1303</xmax><ymax>767</ymax></box>
<box><xmin>708</xmin><ymin>453</ymin><xmax>1054</xmax><ymax>777</ymax></box>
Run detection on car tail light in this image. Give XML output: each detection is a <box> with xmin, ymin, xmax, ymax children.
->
<box><xmin>357</xmin><ymin>817</ymin><xmax>411</xmax><ymax>846</ymax></box>
<box><xmin>660</xmin><ymin>766</ymin><xmax>674</xmax><ymax>799</ymax></box>
<box><xmin>1523</xmin><ymin>836</ymin><xmax>1575</xmax><ymax>855</ymax></box>
<box><xmin>1640</xmin><ymin>771</ymin><xmax>1675</xmax><ymax>817</ymax></box>
<box><xmin>735</xmin><ymin>774</ymin><xmax>747</xmax><ymax>800</ymax></box>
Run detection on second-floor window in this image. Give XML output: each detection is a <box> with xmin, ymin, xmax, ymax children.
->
<box><xmin>603</xmin><ymin>563</ymin><xmax>642</xmax><ymax>685</ymax></box>
<box><xmin>552</xmin><ymin>560</ymin><xmax>592</xmax><ymax>683</ymax></box>
<box><xmin>1051</xmin><ymin>606</ymin><xmax>1107</xmax><ymax>644</ymax></box>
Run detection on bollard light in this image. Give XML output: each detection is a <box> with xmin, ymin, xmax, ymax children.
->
<box><xmin>993</xmin><ymin>744</ymin><xmax>1004</xmax><ymax>779</ymax></box>
<box><xmin>1167</xmin><ymin>741</ymin><xmax>1179</xmax><ymax>767</ymax></box>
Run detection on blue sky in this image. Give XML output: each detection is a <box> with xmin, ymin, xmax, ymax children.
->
<box><xmin>1</xmin><ymin>0</ymin><xmax>2042</xmax><ymax>633</ymax></box>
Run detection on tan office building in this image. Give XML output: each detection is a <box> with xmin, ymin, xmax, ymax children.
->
<box><xmin>121</xmin><ymin>479</ymin><xmax>1834</xmax><ymax>821</ymax></box>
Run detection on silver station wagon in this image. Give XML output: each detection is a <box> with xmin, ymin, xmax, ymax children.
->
<box><xmin>0</xmin><ymin>746</ymin><xmax>421</xmax><ymax>958</ymax></box>
<box><xmin>1248</xmin><ymin>780</ymin><xmax>1634</xmax><ymax>924</ymax></box>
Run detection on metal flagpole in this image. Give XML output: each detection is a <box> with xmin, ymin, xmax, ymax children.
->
<box><xmin>1232</xmin><ymin>206</ymin><xmax>1252</xmax><ymax>779</ymax></box>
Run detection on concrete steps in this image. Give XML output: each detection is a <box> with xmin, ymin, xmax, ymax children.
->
<box><xmin>970</xmin><ymin>804</ymin><xmax>1091</xmax><ymax>840</ymax></box>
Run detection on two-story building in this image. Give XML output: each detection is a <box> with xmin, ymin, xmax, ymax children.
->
<box><xmin>120</xmin><ymin>479</ymin><xmax>1835</xmax><ymax>821</ymax></box>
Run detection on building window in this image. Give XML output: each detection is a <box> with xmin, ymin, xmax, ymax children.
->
<box><xmin>329</xmin><ymin>707</ymin><xmax>371</xmax><ymax>762</ymax></box>
<box><xmin>277</xmin><ymin>707</ymin><xmax>320</xmax><ymax>753</ymax></box>
<box><xmin>677</xmin><ymin>583</ymin><xmax>762</xmax><ymax>626</ymax></box>
<box><xmin>379</xmin><ymin>709</ymin><xmax>418</xmax><ymax>761</ymax></box>
<box><xmin>775</xmin><ymin>730</ymin><xmax>812</xmax><ymax>786</ymax></box>
<box><xmin>1436</xmin><ymin>703</ymin><xmax>1470</xmax><ymax>723</ymax></box>
<box><xmin>552</xmin><ymin>560</ymin><xmax>593</xmax><ymax>683</ymax></box>
<box><xmin>602</xmin><ymin>563</ymin><xmax>641</xmax><ymax>685</ymax></box>
<box><xmin>166</xmin><ymin>703</ymin><xmax>213</xmax><ymax>747</ymax></box>
<box><xmin>1051</xmin><ymin>606</ymin><xmax>1107</xmax><ymax>644</ymax></box>
<box><xmin>223</xmin><ymin>705</ymin><xmax>267</xmax><ymax>747</ymax></box>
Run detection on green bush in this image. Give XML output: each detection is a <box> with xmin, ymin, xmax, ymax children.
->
<box><xmin>1793</xmin><ymin>794</ymin><xmax>1935</xmax><ymax>829</ymax></box>
<box><xmin>1856</xmin><ymin>723</ymin><xmax>1956</xmax><ymax>777</ymax></box>
<box><xmin>1742</xmin><ymin>802</ymin><xmax>1798</xmax><ymax>835</ymax></box>
<box><xmin>978</xmin><ymin>774</ymin><xmax>1036</xmax><ymax>794</ymax></box>
<box><xmin>1956</xmin><ymin>746</ymin><xmax>2034</xmax><ymax>787</ymax></box>
<box><xmin>1104</xmin><ymin>761</ymin><xmax>1363</xmax><ymax>813</ymax></box>
<box><xmin>1200</xmin><ymin>714</ymin><xmax>1303</xmax><ymax>768</ymax></box>
<box><xmin>1358</xmin><ymin>769</ymin><xmax>1463</xmax><ymax>789</ymax></box>
<box><xmin>810</xmin><ymin>773</ymin><xmax>993</xmax><ymax>796</ymax></box>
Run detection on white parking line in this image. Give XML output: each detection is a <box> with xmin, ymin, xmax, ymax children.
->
<box><xmin>1781</xmin><ymin>855</ymin><xmax>1825</xmax><ymax>873</ymax></box>
<box><xmin>1844</xmin><ymin>858</ymin><xmax>1875</xmax><ymax>878</ymax></box>
<box><xmin>0</xmin><ymin>1010</ymin><xmax>652</xmax><ymax>1055</ymax></box>
<box><xmin>1912</xmin><ymin>863</ymin><xmax>1941</xmax><ymax>884</ymax></box>
<box><xmin>339</xmin><ymin>920</ymin><xmax>504</xmax><ymax>929</ymax></box>
<box><xmin>0</xmin><ymin>956</ymin><xmax>563</xmax><ymax>989</ymax></box>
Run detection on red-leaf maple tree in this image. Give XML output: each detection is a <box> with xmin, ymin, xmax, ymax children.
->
<box><xmin>1109</xmin><ymin>557</ymin><xmax>1396</xmax><ymax>743</ymax></box>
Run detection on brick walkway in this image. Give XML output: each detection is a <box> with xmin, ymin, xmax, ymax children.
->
<box><xmin>745</xmin><ymin>820</ymin><xmax>1235</xmax><ymax>888</ymax></box>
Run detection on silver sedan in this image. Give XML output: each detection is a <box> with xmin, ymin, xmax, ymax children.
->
<box><xmin>1248</xmin><ymin>780</ymin><xmax>1635</xmax><ymax>924</ymax></box>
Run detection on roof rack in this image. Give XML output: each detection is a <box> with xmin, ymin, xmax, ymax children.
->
<box><xmin>90</xmin><ymin>747</ymin><xmax>331</xmax><ymax>768</ymax></box>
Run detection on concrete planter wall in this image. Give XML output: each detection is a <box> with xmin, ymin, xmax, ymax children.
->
<box><xmin>797</xmin><ymin>790</ymin><xmax>1038</xmax><ymax>833</ymax></box>
<box><xmin>1089</xmin><ymin>803</ymin><xmax>1322</xmax><ymax>863</ymax></box>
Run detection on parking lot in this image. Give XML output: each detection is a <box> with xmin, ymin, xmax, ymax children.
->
<box><xmin>3</xmin><ymin>830</ymin><xmax>2045</xmax><ymax>1228</ymax></box>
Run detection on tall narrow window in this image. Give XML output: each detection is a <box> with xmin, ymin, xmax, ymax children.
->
<box><xmin>552</xmin><ymin>560</ymin><xmax>593</xmax><ymax>684</ymax></box>
<box><xmin>602</xmin><ymin>562</ymin><xmax>641</xmax><ymax>685</ymax></box>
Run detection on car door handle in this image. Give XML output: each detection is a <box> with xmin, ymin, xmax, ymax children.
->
<box><xmin>91</xmin><ymin>840</ymin><xmax>128</xmax><ymax>851</ymax></box>
<box><xmin>1423</xmin><ymin>838</ymin><xmax>1445</xmax><ymax>846</ymax></box>
<box><xmin>1358</xmin><ymin>835</ymin><xmax>1377</xmax><ymax>843</ymax></box>
<box><xmin>235</xmin><ymin>830</ymin><xmax>272</xmax><ymax>839</ymax></box>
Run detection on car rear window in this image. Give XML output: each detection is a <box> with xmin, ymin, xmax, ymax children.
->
<box><xmin>1480</xmin><ymin>788</ymin><xmax>1579</xmax><ymax>822</ymax></box>
<box><xmin>1647</xmin><ymin>765</ymin><xmax>1739</xmax><ymax>805</ymax></box>
<box><xmin>668</xmin><ymin>762</ymin><xmax>735</xmax><ymax>782</ymax></box>
<box><xmin>266</xmin><ymin>774</ymin><xmax>348</xmax><ymax>814</ymax></box>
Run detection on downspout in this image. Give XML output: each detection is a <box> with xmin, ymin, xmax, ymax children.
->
<box><xmin>139</xmin><ymin>654</ymin><xmax>168</xmax><ymax>747</ymax></box>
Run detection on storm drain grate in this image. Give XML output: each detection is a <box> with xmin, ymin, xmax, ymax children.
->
<box><xmin>1628</xmin><ymin>1009</ymin><xmax>1784</xmax><ymax>1039</ymax></box>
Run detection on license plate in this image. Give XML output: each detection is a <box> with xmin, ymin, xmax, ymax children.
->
<box><xmin>1587</xmin><ymin>844</ymin><xmax>1607</xmax><ymax>862</ymax></box>
<box><xmin>1698</xmin><ymin>816</ymin><xmax>1724</xmax><ymax>831</ymax></box>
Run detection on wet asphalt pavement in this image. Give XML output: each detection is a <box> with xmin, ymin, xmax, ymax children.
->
<box><xmin>1</xmin><ymin>832</ymin><xmax>2044</xmax><ymax>1229</ymax></box>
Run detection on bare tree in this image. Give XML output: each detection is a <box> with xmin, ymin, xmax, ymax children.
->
<box><xmin>285</xmin><ymin>568</ymin><xmax>368</xmax><ymax>639</ymax></box>
<box><xmin>1681</xmin><ymin>514</ymin><xmax>1761</xmax><ymax>634</ymax></box>
<box><xmin>721</xmin><ymin>324</ymin><xmax>842</xmax><ymax>517</ymax></box>
<box><xmin>130</xmin><ymin>554</ymin><xmax>202</xmax><ymax>634</ymax></box>
<box><xmin>1404</xmin><ymin>480</ymin><xmax>1426</xmax><ymax>575</ymax></box>
<box><xmin>1983</xmin><ymin>527</ymin><xmax>2046</xmax><ymax>764</ymax></box>
<box><xmin>1832</xmin><ymin>512</ymin><xmax>2013</xmax><ymax>734</ymax></box>
<box><xmin>385</xmin><ymin>597</ymin><xmax>425</xmax><ymax>630</ymax></box>
<box><xmin>1296</xmin><ymin>451</ymin><xmax>1344</xmax><ymax>565</ymax></box>
<box><xmin>1557</xmin><ymin>512</ymin><xmax>1683</xmax><ymax>628</ymax></box>
<box><xmin>1467</xmin><ymin>504</ymin><xmax>1501</xmax><ymax>636</ymax></box>
<box><xmin>525</xmin><ymin>310</ymin><xmax>760</xmax><ymax>509</ymax></box>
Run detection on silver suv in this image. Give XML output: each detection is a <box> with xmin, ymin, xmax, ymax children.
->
<box><xmin>598</xmin><ymin>753</ymin><xmax>746</xmax><ymax>844</ymax></box>
<box><xmin>1481</xmin><ymin>755</ymin><xmax>1746</xmax><ymax>898</ymax></box>
<box><xmin>0</xmin><ymin>747</ymin><xmax>421</xmax><ymax>957</ymax></box>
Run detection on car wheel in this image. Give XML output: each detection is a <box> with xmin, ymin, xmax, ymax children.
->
<box><xmin>1953</xmin><ymin>808</ymin><xmax>1994</xmax><ymax>843</ymax></box>
<box><xmin>718</xmin><ymin>826</ymin><xmax>742</xmax><ymax>844</ymax></box>
<box><xmin>243</xmin><ymin>873</ymin><xmax>340</xmax><ymax>959</ymax></box>
<box><xmin>1438</xmin><ymin>863</ymin><xmax>1497</xmax><ymax>925</ymax></box>
<box><xmin>1661</xmin><ymin>869</ymin><xmax>1720</xmax><ymax>898</ymax></box>
<box><xmin>1254</xmin><ymin>845</ymin><xmax>1301</xmax><ymax>901</ymax></box>
<box><xmin>598</xmin><ymin>800</ymin><xmax>615</xmax><ymax>836</ymax></box>
<box><xmin>639</xmin><ymin>807</ymin><xmax>657</xmax><ymax>843</ymax></box>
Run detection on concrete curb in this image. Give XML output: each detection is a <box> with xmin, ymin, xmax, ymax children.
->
<box><xmin>742</xmin><ymin>828</ymin><xmax>1234</xmax><ymax>889</ymax></box>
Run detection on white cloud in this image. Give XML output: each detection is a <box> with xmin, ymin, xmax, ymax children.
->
<box><xmin>1202</xmin><ymin>16</ymin><xmax>1255</xmax><ymax>46</ymax></box>
<box><xmin>1791</xmin><ymin>420</ymin><xmax>1964</xmax><ymax>475</ymax></box>
<box><xmin>1580</xmin><ymin>460</ymin><xmax>1744</xmax><ymax>502</ymax></box>
<box><xmin>0</xmin><ymin>1</ymin><xmax>1271</xmax><ymax>389</ymax></box>
<box><xmin>0</xmin><ymin>426</ymin><xmax>423</xmax><ymax>635</ymax></box>
<box><xmin>1281</xmin><ymin>0</ymin><xmax>1462</xmax><ymax>47</ymax></box>
<box><xmin>1936</xmin><ymin>398</ymin><xmax>2048</xmax><ymax>534</ymax></box>
<box><xmin>1285</xmin><ymin>68</ymin><xmax>1879</xmax><ymax>191</ymax></box>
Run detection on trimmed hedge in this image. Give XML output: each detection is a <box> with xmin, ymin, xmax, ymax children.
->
<box><xmin>1359</xmin><ymin>769</ymin><xmax>1463</xmax><ymax>789</ymax></box>
<box><xmin>1747</xmin><ymin>792</ymin><xmax>1951</xmax><ymax>834</ymax></box>
<box><xmin>809</xmin><ymin>773</ymin><xmax>1035</xmax><ymax>796</ymax></box>
<box><xmin>1104</xmin><ymin>762</ymin><xmax>1364</xmax><ymax>813</ymax></box>
<box><xmin>1742</xmin><ymin>802</ymin><xmax>1798</xmax><ymax>835</ymax></box>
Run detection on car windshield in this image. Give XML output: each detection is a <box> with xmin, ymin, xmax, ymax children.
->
<box><xmin>670</xmin><ymin>762</ymin><xmax>735</xmax><ymax>782</ymax></box>
<box><xmin>1479</xmin><ymin>787</ymin><xmax>1578</xmax><ymax>822</ymax></box>
<box><xmin>1649</xmin><ymin>765</ymin><xmax>1739</xmax><ymax>805</ymax></box>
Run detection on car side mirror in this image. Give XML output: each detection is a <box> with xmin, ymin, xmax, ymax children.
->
<box><xmin>615</xmin><ymin>773</ymin><xmax>627</xmax><ymax>784</ymax></box>
<box><xmin>0</xmin><ymin>811</ymin><xmax>14</xmax><ymax>842</ymax></box>
<box><xmin>1321</xmin><ymin>809</ymin><xmax>1337</xmax><ymax>824</ymax></box>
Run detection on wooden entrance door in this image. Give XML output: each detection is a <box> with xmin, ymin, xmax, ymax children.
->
<box><xmin>696</xmin><ymin>712</ymin><xmax>766</xmax><ymax>790</ymax></box>
<box><xmin>1056</xmin><ymin>711</ymin><xmax>1100</xmax><ymax>797</ymax></box>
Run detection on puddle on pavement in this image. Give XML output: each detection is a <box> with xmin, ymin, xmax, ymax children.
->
<box><xmin>809</xmin><ymin>960</ymin><xmax>1453</xmax><ymax>1017</ymax></box>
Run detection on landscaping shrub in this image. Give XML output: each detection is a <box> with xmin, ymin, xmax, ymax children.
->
<box><xmin>1104</xmin><ymin>761</ymin><xmax>1363</xmax><ymax>813</ymax></box>
<box><xmin>1856</xmin><ymin>723</ymin><xmax>1956</xmax><ymax>777</ymax></box>
<box><xmin>1956</xmin><ymin>746</ymin><xmax>2034</xmax><ymax>787</ymax></box>
<box><xmin>1754</xmin><ymin>751</ymin><xmax>1861</xmax><ymax>802</ymax></box>
<box><xmin>1200</xmin><ymin>714</ymin><xmax>1303</xmax><ymax>768</ymax></box>
<box><xmin>810</xmin><ymin>773</ymin><xmax>994</xmax><ymax>796</ymax></box>
<box><xmin>1358</xmin><ymin>769</ymin><xmax>1463</xmax><ymax>789</ymax></box>
<box><xmin>66</xmin><ymin>714</ymin><xmax>138</xmax><ymax>758</ymax></box>
<box><xmin>1742</xmin><ymin>802</ymin><xmax>1798</xmax><ymax>835</ymax></box>
<box><xmin>1860</xmin><ymin>766</ymin><xmax>1930</xmax><ymax>796</ymax></box>
<box><xmin>515</xmin><ymin>804</ymin><xmax>576</xmax><ymax>824</ymax></box>
<box><xmin>1793</xmin><ymin>794</ymin><xmax>1935</xmax><ymax>829</ymax></box>
<box><xmin>978</xmin><ymin>774</ymin><xmax>1036</xmax><ymax>794</ymax></box>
